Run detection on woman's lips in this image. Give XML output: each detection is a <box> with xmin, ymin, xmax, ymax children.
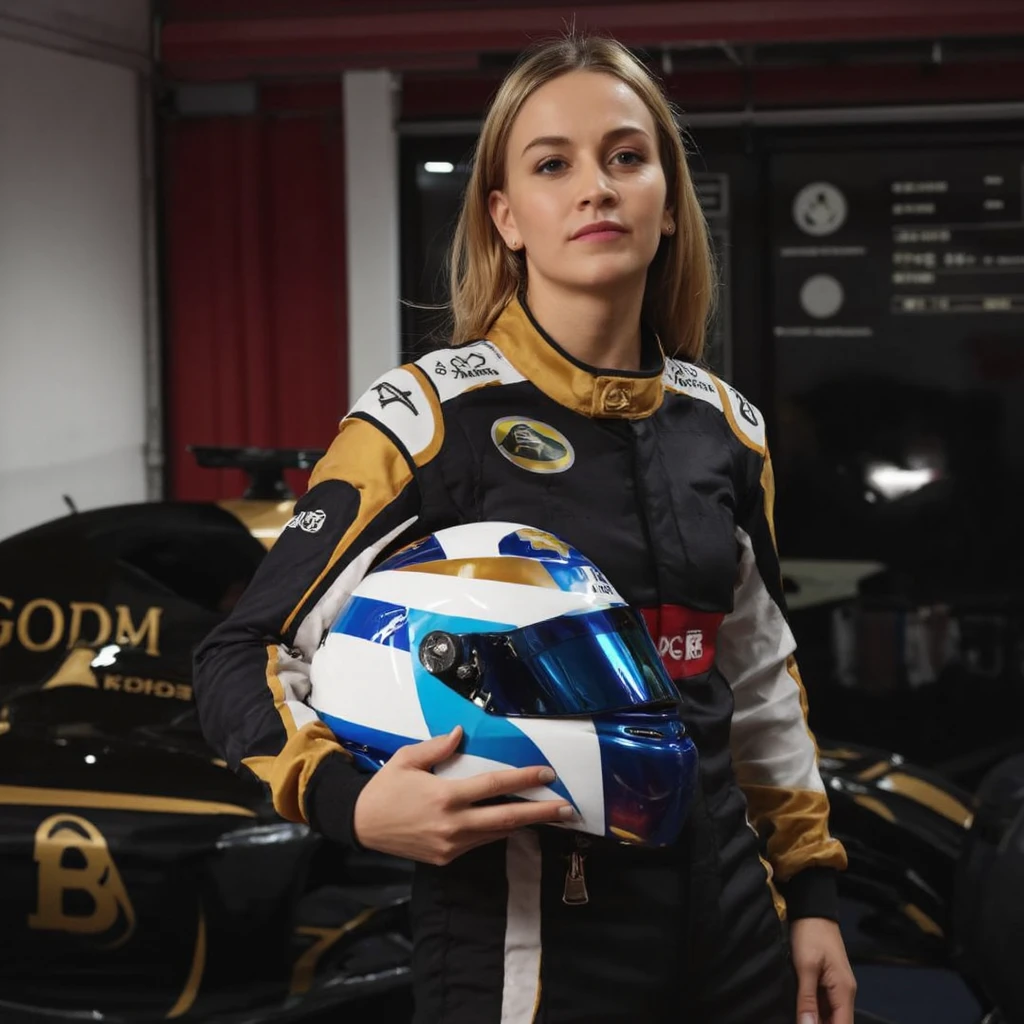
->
<box><xmin>573</xmin><ymin>226</ymin><xmax>626</xmax><ymax>243</ymax></box>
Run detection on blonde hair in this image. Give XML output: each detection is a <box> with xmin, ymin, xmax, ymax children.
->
<box><xmin>448</xmin><ymin>33</ymin><xmax>715</xmax><ymax>361</ymax></box>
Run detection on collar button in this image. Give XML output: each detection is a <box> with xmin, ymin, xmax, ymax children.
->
<box><xmin>603</xmin><ymin>383</ymin><xmax>632</xmax><ymax>412</ymax></box>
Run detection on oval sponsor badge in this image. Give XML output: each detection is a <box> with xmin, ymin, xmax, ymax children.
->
<box><xmin>491</xmin><ymin>417</ymin><xmax>575</xmax><ymax>474</ymax></box>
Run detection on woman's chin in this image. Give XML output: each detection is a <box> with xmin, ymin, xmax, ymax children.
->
<box><xmin>548</xmin><ymin>259</ymin><xmax>649</xmax><ymax>295</ymax></box>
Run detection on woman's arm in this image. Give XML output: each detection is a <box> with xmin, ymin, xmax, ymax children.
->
<box><xmin>716</xmin><ymin>440</ymin><xmax>848</xmax><ymax>920</ymax></box>
<box><xmin>193</xmin><ymin>413</ymin><xmax>423</xmax><ymax>846</ymax></box>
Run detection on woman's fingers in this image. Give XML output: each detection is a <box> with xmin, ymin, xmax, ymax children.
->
<box><xmin>460</xmin><ymin>796</ymin><xmax>575</xmax><ymax>833</ymax></box>
<box><xmin>448</xmin><ymin>764</ymin><xmax>559</xmax><ymax>806</ymax></box>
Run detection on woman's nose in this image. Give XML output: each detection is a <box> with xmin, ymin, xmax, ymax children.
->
<box><xmin>578</xmin><ymin>164</ymin><xmax>619</xmax><ymax>208</ymax></box>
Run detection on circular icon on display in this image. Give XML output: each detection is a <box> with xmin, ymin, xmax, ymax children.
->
<box><xmin>800</xmin><ymin>275</ymin><xmax>845</xmax><ymax>319</ymax></box>
<box><xmin>793</xmin><ymin>182</ymin><xmax>847</xmax><ymax>236</ymax></box>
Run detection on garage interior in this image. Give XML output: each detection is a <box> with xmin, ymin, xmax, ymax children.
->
<box><xmin>1</xmin><ymin>2</ymin><xmax>1023</xmax><ymax>1022</ymax></box>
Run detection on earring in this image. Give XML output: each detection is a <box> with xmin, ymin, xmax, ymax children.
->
<box><xmin>664</xmin><ymin>222</ymin><xmax>675</xmax><ymax>236</ymax></box>
<box><xmin>510</xmin><ymin>238</ymin><xmax>521</xmax><ymax>250</ymax></box>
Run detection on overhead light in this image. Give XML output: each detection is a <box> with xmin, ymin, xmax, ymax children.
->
<box><xmin>865</xmin><ymin>461</ymin><xmax>938</xmax><ymax>501</ymax></box>
<box><xmin>424</xmin><ymin>161</ymin><xmax>455</xmax><ymax>174</ymax></box>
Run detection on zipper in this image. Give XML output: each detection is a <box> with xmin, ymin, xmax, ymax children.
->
<box><xmin>562</xmin><ymin>835</ymin><xmax>590</xmax><ymax>906</ymax></box>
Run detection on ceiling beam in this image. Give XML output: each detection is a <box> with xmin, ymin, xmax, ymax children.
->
<box><xmin>159</xmin><ymin>1</ymin><xmax>1024</xmax><ymax>79</ymax></box>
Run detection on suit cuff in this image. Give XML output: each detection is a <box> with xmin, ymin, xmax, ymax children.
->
<box><xmin>305</xmin><ymin>752</ymin><xmax>371</xmax><ymax>849</ymax></box>
<box><xmin>777</xmin><ymin>867</ymin><xmax>839</xmax><ymax>921</ymax></box>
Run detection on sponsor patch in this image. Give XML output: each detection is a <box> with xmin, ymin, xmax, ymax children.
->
<box><xmin>663</xmin><ymin>361</ymin><xmax>765</xmax><ymax>452</ymax></box>
<box><xmin>640</xmin><ymin>605</ymin><xmax>724</xmax><ymax>680</ymax></box>
<box><xmin>417</xmin><ymin>341</ymin><xmax>526</xmax><ymax>404</ymax></box>
<box><xmin>433</xmin><ymin>350</ymin><xmax>499</xmax><ymax>380</ymax></box>
<box><xmin>285</xmin><ymin>509</ymin><xmax>326</xmax><ymax>534</ymax></box>
<box><xmin>491</xmin><ymin>418</ymin><xmax>575</xmax><ymax>474</ymax></box>
<box><xmin>662</xmin><ymin>361</ymin><xmax>723</xmax><ymax>409</ymax></box>
<box><xmin>346</xmin><ymin>366</ymin><xmax>436</xmax><ymax>461</ymax></box>
<box><xmin>720</xmin><ymin>384</ymin><xmax>766</xmax><ymax>451</ymax></box>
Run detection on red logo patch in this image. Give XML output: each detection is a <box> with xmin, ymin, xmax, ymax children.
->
<box><xmin>640</xmin><ymin>605</ymin><xmax>723</xmax><ymax>679</ymax></box>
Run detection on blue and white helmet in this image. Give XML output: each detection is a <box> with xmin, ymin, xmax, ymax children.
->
<box><xmin>309</xmin><ymin>522</ymin><xmax>698</xmax><ymax>847</ymax></box>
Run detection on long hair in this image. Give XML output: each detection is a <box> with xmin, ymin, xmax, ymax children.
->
<box><xmin>448</xmin><ymin>33</ymin><xmax>715</xmax><ymax>361</ymax></box>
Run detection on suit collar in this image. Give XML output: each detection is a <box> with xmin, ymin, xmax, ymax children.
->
<box><xmin>484</xmin><ymin>297</ymin><xmax>665</xmax><ymax>419</ymax></box>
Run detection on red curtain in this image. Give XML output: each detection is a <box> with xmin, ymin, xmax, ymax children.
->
<box><xmin>162</xmin><ymin>87</ymin><xmax>347</xmax><ymax>500</ymax></box>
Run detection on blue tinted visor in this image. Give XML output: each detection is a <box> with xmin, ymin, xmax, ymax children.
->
<box><xmin>459</xmin><ymin>607</ymin><xmax>678</xmax><ymax>717</ymax></box>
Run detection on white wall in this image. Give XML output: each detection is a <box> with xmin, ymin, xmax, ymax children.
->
<box><xmin>343</xmin><ymin>70</ymin><xmax>402</xmax><ymax>404</ymax></box>
<box><xmin>0</xmin><ymin>2</ymin><xmax>152</xmax><ymax>539</ymax></box>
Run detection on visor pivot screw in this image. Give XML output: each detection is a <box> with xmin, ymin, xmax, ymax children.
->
<box><xmin>419</xmin><ymin>631</ymin><xmax>459</xmax><ymax>675</ymax></box>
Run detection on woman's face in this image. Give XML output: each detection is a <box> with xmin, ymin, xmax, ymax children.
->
<box><xmin>490</xmin><ymin>70</ymin><xmax>673</xmax><ymax>299</ymax></box>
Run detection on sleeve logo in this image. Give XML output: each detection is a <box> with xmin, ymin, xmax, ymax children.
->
<box><xmin>434</xmin><ymin>351</ymin><xmax>500</xmax><ymax>379</ymax></box>
<box><xmin>728</xmin><ymin>386</ymin><xmax>759</xmax><ymax>427</ymax></box>
<box><xmin>286</xmin><ymin>510</ymin><xmax>326</xmax><ymax>534</ymax></box>
<box><xmin>665</xmin><ymin>362</ymin><xmax>716</xmax><ymax>395</ymax></box>
<box><xmin>658</xmin><ymin>629</ymin><xmax>704</xmax><ymax>662</ymax></box>
<box><xmin>372</xmin><ymin>381</ymin><xmax>418</xmax><ymax>415</ymax></box>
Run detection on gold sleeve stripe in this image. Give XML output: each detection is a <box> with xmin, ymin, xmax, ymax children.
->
<box><xmin>244</xmin><ymin>720</ymin><xmax>349</xmax><ymax>823</ymax></box>
<box><xmin>760</xmin><ymin>449</ymin><xmax>779</xmax><ymax>552</ymax></box>
<box><xmin>757</xmin><ymin>468</ymin><xmax>826</xmax><ymax>779</ymax></box>
<box><xmin>757</xmin><ymin>853</ymin><xmax>787</xmax><ymax>921</ymax></box>
<box><xmin>406</xmin><ymin>362</ymin><xmax>445</xmax><ymax>467</ymax></box>
<box><xmin>398</xmin><ymin>556</ymin><xmax>562</xmax><ymax>589</ymax></box>
<box><xmin>740</xmin><ymin>784</ymin><xmax>848</xmax><ymax>881</ymax></box>
<box><xmin>264</xmin><ymin>643</ymin><xmax>297</xmax><ymax>738</ymax></box>
<box><xmin>710</xmin><ymin>376</ymin><xmax>765</xmax><ymax>454</ymax></box>
<box><xmin>283</xmin><ymin>417</ymin><xmax>415</xmax><ymax>635</ymax></box>
<box><xmin>787</xmin><ymin>655</ymin><xmax>824</xmax><ymax>764</ymax></box>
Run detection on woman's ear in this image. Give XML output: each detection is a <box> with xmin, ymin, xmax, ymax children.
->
<box><xmin>662</xmin><ymin>207</ymin><xmax>676</xmax><ymax>236</ymax></box>
<box><xmin>489</xmin><ymin>189</ymin><xmax>521</xmax><ymax>251</ymax></box>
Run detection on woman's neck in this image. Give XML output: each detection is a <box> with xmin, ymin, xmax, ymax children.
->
<box><xmin>524</xmin><ymin>279</ymin><xmax>645</xmax><ymax>372</ymax></box>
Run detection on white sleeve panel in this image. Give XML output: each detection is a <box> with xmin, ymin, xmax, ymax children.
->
<box><xmin>270</xmin><ymin>515</ymin><xmax>419</xmax><ymax>736</ymax></box>
<box><xmin>717</xmin><ymin>527</ymin><xmax>824</xmax><ymax>794</ymax></box>
<box><xmin>345</xmin><ymin>367</ymin><xmax>437</xmax><ymax>461</ymax></box>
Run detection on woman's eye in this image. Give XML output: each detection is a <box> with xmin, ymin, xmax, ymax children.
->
<box><xmin>613</xmin><ymin>150</ymin><xmax>643</xmax><ymax>167</ymax></box>
<box><xmin>537</xmin><ymin>157</ymin><xmax>566</xmax><ymax>174</ymax></box>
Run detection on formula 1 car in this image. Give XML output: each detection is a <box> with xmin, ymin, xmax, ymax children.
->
<box><xmin>0</xmin><ymin>448</ymin><xmax>416</xmax><ymax>1021</ymax></box>
<box><xmin>0</xmin><ymin>448</ymin><xmax>1020</xmax><ymax>1022</ymax></box>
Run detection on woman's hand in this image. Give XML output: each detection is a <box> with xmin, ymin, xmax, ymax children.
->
<box><xmin>352</xmin><ymin>726</ymin><xmax>574</xmax><ymax>864</ymax></box>
<box><xmin>790</xmin><ymin>917</ymin><xmax>857</xmax><ymax>1024</ymax></box>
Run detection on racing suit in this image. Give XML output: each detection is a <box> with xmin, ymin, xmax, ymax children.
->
<box><xmin>194</xmin><ymin>296</ymin><xmax>847</xmax><ymax>1024</ymax></box>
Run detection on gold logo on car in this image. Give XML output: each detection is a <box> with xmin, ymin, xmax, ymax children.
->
<box><xmin>29</xmin><ymin>814</ymin><xmax>136</xmax><ymax>948</ymax></box>
<box><xmin>0</xmin><ymin>597</ymin><xmax>162</xmax><ymax>657</ymax></box>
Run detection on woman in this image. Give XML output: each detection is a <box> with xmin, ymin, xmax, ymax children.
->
<box><xmin>194</xmin><ymin>33</ymin><xmax>855</xmax><ymax>1024</ymax></box>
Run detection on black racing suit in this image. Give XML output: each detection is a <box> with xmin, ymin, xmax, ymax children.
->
<box><xmin>193</xmin><ymin>297</ymin><xmax>847</xmax><ymax>1023</ymax></box>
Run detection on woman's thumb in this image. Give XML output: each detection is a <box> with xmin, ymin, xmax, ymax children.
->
<box><xmin>400</xmin><ymin>726</ymin><xmax>463</xmax><ymax>769</ymax></box>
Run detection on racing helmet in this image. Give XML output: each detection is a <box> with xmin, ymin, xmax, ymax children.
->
<box><xmin>309</xmin><ymin>522</ymin><xmax>698</xmax><ymax>847</ymax></box>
